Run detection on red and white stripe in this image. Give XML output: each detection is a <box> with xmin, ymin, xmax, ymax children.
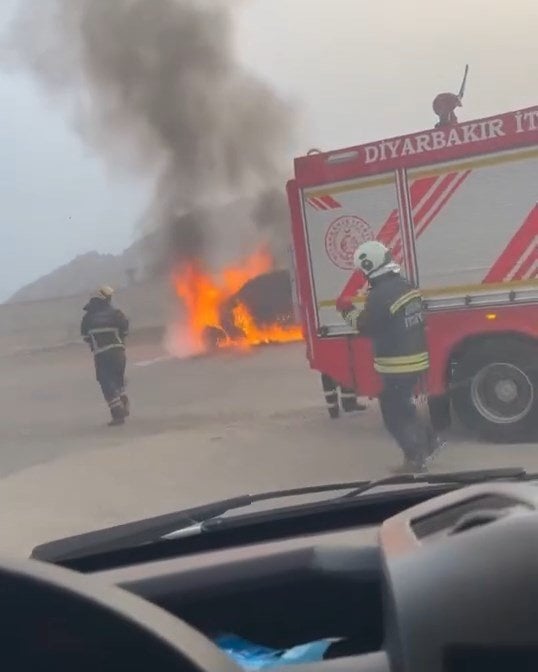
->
<box><xmin>306</xmin><ymin>195</ymin><xmax>341</xmax><ymax>211</ymax></box>
<box><xmin>482</xmin><ymin>205</ymin><xmax>538</xmax><ymax>283</ymax></box>
<box><xmin>510</xmin><ymin>248</ymin><xmax>537</xmax><ymax>281</ymax></box>
<box><xmin>395</xmin><ymin>169</ymin><xmax>418</xmax><ymax>285</ymax></box>
<box><xmin>523</xmin><ymin>259</ymin><xmax>538</xmax><ymax>281</ymax></box>
<box><xmin>338</xmin><ymin>170</ymin><xmax>471</xmax><ymax>298</ymax></box>
<box><xmin>389</xmin><ymin>171</ymin><xmax>471</xmax><ymax>260</ymax></box>
<box><xmin>483</xmin><ymin>205</ymin><xmax>538</xmax><ymax>283</ymax></box>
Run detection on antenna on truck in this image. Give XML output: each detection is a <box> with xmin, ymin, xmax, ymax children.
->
<box><xmin>458</xmin><ymin>64</ymin><xmax>469</xmax><ymax>100</ymax></box>
<box><xmin>433</xmin><ymin>64</ymin><xmax>469</xmax><ymax>128</ymax></box>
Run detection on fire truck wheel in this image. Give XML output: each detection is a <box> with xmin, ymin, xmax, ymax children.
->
<box><xmin>452</xmin><ymin>339</ymin><xmax>538</xmax><ymax>442</ymax></box>
<box><xmin>321</xmin><ymin>373</ymin><xmax>340</xmax><ymax>419</ymax></box>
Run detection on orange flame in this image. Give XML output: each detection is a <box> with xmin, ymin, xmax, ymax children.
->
<box><xmin>172</xmin><ymin>246</ymin><xmax>303</xmax><ymax>354</ymax></box>
<box><xmin>231</xmin><ymin>302</ymin><xmax>303</xmax><ymax>347</ymax></box>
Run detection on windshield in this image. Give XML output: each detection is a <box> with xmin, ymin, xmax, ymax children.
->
<box><xmin>1</xmin><ymin>0</ymin><xmax>537</xmax><ymax>559</ymax></box>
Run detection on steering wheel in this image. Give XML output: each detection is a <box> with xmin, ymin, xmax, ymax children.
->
<box><xmin>0</xmin><ymin>557</ymin><xmax>242</xmax><ymax>672</ymax></box>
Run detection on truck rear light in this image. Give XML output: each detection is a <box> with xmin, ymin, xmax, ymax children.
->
<box><xmin>486</xmin><ymin>313</ymin><xmax>498</xmax><ymax>320</ymax></box>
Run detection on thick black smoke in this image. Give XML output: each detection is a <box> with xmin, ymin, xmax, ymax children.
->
<box><xmin>5</xmin><ymin>0</ymin><xmax>293</xmax><ymax>272</ymax></box>
<box><xmin>251</xmin><ymin>188</ymin><xmax>291</xmax><ymax>266</ymax></box>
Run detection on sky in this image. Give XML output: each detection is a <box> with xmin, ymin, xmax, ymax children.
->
<box><xmin>1</xmin><ymin>0</ymin><xmax>536</xmax><ymax>301</ymax></box>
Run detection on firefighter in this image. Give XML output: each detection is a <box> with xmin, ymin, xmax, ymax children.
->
<box><xmin>81</xmin><ymin>286</ymin><xmax>130</xmax><ymax>426</ymax></box>
<box><xmin>336</xmin><ymin>241</ymin><xmax>440</xmax><ymax>471</ymax></box>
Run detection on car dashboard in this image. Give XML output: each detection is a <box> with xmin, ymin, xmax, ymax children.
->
<box><xmin>2</xmin><ymin>481</ymin><xmax>538</xmax><ymax>671</ymax></box>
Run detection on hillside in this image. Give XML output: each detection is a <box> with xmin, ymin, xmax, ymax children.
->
<box><xmin>6</xmin><ymin>235</ymin><xmax>158</xmax><ymax>304</ymax></box>
<box><xmin>6</xmin><ymin>193</ymin><xmax>290</xmax><ymax>305</ymax></box>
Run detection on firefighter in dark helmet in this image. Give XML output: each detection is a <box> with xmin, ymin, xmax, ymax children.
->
<box><xmin>81</xmin><ymin>286</ymin><xmax>130</xmax><ymax>426</ymax></box>
<box><xmin>336</xmin><ymin>241</ymin><xmax>442</xmax><ymax>471</ymax></box>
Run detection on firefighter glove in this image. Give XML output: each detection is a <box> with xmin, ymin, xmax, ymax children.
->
<box><xmin>336</xmin><ymin>295</ymin><xmax>355</xmax><ymax>313</ymax></box>
<box><xmin>342</xmin><ymin>307</ymin><xmax>361</xmax><ymax>330</ymax></box>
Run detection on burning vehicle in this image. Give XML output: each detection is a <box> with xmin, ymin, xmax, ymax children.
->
<box><xmin>205</xmin><ymin>268</ymin><xmax>299</xmax><ymax>350</ymax></box>
<box><xmin>172</xmin><ymin>246</ymin><xmax>303</xmax><ymax>355</ymax></box>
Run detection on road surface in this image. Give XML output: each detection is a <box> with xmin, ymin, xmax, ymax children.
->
<box><xmin>0</xmin><ymin>336</ymin><xmax>535</xmax><ymax>557</ymax></box>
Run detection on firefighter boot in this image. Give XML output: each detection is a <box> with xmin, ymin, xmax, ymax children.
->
<box><xmin>339</xmin><ymin>386</ymin><xmax>367</xmax><ymax>413</ymax></box>
<box><xmin>121</xmin><ymin>394</ymin><xmax>130</xmax><ymax>417</ymax></box>
<box><xmin>391</xmin><ymin>459</ymin><xmax>426</xmax><ymax>474</ymax></box>
<box><xmin>108</xmin><ymin>399</ymin><xmax>126</xmax><ymax>427</ymax></box>
<box><xmin>342</xmin><ymin>396</ymin><xmax>368</xmax><ymax>412</ymax></box>
<box><xmin>424</xmin><ymin>428</ymin><xmax>446</xmax><ymax>466</ymax></box>
<box><xmin>393</xmin><ymin>423</ymin><xmax>428</xmax><ymax>473</ymax></box>
<box><xmin>108</xmin><ymin>412</ymin><xmax>125</xmax><ymax>427</ymax></box>
<box><xmin>403</xmin><ymin>456</ymin><xmax>427</xmax><ymax>473</ymax></box>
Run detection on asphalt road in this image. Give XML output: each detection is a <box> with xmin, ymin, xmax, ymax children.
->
<box><xmin>0</xmin><ymin>337</ymin><xmax>536</xmax><ymax>556</ymax></box>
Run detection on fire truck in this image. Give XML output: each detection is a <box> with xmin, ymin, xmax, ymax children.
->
<box><xmin>286</xmin><ymin>103</ymin><xmax>538</xmax><ymax>442</ymax></box>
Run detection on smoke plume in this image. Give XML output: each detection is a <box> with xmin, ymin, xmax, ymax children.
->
<box><xmin>5</xmin><ymin>0</ymin><xmax>294</xmax><ymax>272</ymax></box>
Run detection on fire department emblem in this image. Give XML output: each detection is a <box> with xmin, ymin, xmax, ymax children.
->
<box><xmin>325</xmin><ymin>215</ymin><xmax>374</xmax><ymax>270</ymax></box>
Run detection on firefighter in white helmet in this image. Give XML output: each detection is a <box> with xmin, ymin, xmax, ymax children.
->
<box><xmin>81</xmin><ymin>286</ymin><xmax>130</xmax><ymax>426</ymax></box>
<box><xmin>336</xmin><ymin>241</ymin><xmax>441</xmax><ymax>471</ymax></box>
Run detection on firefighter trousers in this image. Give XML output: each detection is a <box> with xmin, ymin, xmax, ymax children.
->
<box><xmin>94</xmin><ymin>349</ymin><xmax>128</xmax><ymax>419</ymax></box>
<box><xmin>378</xmin><ymin>373</ymin><xmax>430</xmax><ymax>463</ymax></box>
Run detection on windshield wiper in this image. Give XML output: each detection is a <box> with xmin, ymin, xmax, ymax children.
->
<box><xmin>30</xmin><ymin>480</ymin><xmax>372</xmax><ymax>562</ymax></box>
<box><xmin>335</xmin><ymin>467</ymin><xmax>537</xmax><ymax>499</ymax></box>
<box><xmin>31</xmin><ymin>467</ymin><xmax>536</xmax><ymax>563</ymax></box>
<box><xmin>200</xmin><ymin>467</ymin><xmax>538</xmax><ymax>533</ymax></box>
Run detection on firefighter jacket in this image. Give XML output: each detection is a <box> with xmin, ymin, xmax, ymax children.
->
<box><xmin>81</xmin><ymin>298</ymin><xmax>129</xmax><ymax>355</ymax></box>
<box><xmin>342</xmin><ymin>272</ymin><xmax>429</xmax><ymax>375</ymax></box>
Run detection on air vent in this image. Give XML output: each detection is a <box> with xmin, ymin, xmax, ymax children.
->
<box><xmin>449</xmin><ymin>509</ymin><xmax>510</xmax><ymax>534</ymax></box>
<box><xmin>411</xmin><ymin>495</ymin><xmax>532</xmax><ymax>541</ymax></box>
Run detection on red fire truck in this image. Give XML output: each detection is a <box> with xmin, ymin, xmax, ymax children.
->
<box><xmin>286</xmin><ymin>103</ymin><xmax>538</xmax><ymax>442</ymax></box>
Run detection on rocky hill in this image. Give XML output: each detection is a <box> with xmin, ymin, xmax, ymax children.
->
<box><xmin>6</xmin><ymin>192</ymin><xmax>290</xmax><ymax>305</ymax></box>
<box><xmin>6</xmin><ymin>236</ymin><xmax>157</xmax><ymax>304</ymax></box>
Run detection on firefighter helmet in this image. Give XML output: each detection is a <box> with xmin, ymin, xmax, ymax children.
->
<box><xmin>92</xmin><ymin>285</ymin><xmax>114</xmax><ymax>301</ymax></box>
<box><xmin>353</xmin><ymin>241</ymin><xmax>397</xmax><ymax>279</ymax></box>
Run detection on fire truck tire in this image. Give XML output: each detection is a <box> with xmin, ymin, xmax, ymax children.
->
<box><xmin>452</xmin><ymin>339</ymin><xmax>538</xmax><ymax>442</ymax></box>
<box><xmin>321</xmin><ymin>373</ymin><xmax>340</xmax><ymax>419</ymax></box>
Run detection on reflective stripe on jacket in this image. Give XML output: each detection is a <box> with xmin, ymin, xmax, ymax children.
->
<box><xmin>342</xmin><ymin>272</ymin><xmax>429</xmax><ymax>375</ymax></box>
<box><xmin>86</xmin><ymin>327</ymin><xmax>125</xmax><ymax>355</ymax></box>
<box><xmin>81</xmin><ymin>299</ymin><xmax>129</xmax><ymax>355</ymax></box>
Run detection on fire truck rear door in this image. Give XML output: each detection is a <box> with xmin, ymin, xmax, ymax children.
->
<box><xmin>300</xmin><ymin>172</ymin><xmax>410</xmax><ymax>335</ymax></box>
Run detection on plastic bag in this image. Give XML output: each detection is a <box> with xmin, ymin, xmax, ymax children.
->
<box><xmin>214</xmin><ymin>634</ymin><xmax>334</xmax><ymax>670</ymax></box>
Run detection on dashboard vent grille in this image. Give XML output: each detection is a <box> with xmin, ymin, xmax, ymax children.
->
<box><xmin>411</xmin><ymin>495</ymin><xmax>532</xmax><ymax>541</ymax></box>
